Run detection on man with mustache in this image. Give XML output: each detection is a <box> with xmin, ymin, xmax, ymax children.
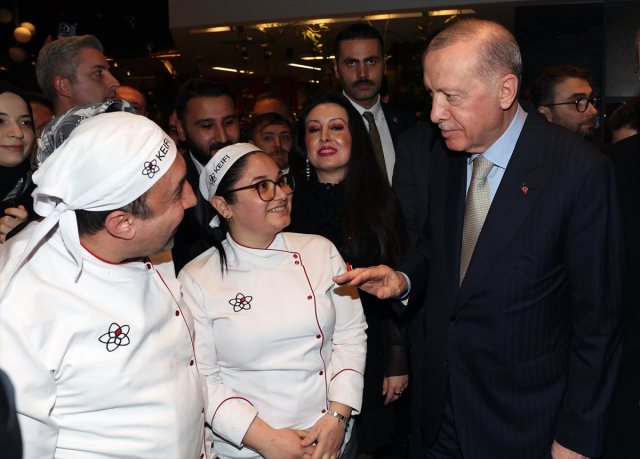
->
<box><xmin>530</xmin><ymin>65</ymin><xmax>608</xmax><ymax>152</ymax></box>
<box><xmin>172</xmin><ymin>78</ymin><xmax>240</xmax><ymax>273</ymax></box>
<box><xmin>333</xmin><ymin>23</ymin><xmax>416</xmax><ymax>183</ymax></box>
<box><xmin>36</xmin><ymin>35</ymin><xmax>119</xmax><ymax>117</ymax></box>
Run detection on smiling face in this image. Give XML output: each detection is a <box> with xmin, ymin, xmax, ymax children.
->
<box><xmin>67</xmin><ymin>47</ymin><xmax>119</xmax><ymax>108</ymax></box>
<box><xmin>334</xmin><ymin>38</ymin><xmax>385</xmax><ymax>109</ymax></box>
<box><xmin>177</xmin><ymin>95</ymin><xmax>240</xmax><ymax>165</ymax></box>
<box><xmin>423</xmin><ymin>40</ymin><xmax>517</xmax><ymax>153</ymax></box>
<box><xmin>0</xmin><ymin>92</ymin><xmax>35</xmax><ymax>167</ymax></box>
<box><xmin>221</xmin><ymin>153</ymin><xmax>292</xmax><ymax>247</ymax></box>
<box><xmin>131</xmin><ymin>154</ymin><xmax>197</xmax><ymax>256</ymax></box>
<box><xmin>304</xmin><ymin>103</ymin><xmax>352</xmax><ymax>183</ymax></box>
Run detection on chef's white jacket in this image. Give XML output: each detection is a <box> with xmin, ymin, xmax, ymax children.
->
<box><xmin>179</xmin><ymin>232</ymin><xmax>367</xmax><ymax>458</ymax></box>
<box><xmin>0</xmin><ymin>222</ymin><xmax>212</xmax><ymax>459</ymax></box>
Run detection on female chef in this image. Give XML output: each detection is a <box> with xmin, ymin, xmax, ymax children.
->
<box><xmin>179</xmin><ymin>143</ymin><xmax>367</xmax><ymax>459</ymax></box>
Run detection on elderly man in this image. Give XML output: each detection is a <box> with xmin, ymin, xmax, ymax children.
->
<box><xmin>36</xmin><ymin>35</ymin><xmax>119</xmax><ymax>116</ymax></box>
<box><xmin>335</xmin><ymin>19</ymin><xmax>623</xmax><ymax>459</ymax></box>
<box><xmin>0</xmin><ymin>112</ymin><xmax>212</xmax><ymax>458</ymax></box>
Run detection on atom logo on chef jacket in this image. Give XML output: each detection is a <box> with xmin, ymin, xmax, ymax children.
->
<box><xmin>142</xmin><ymin>159</ymin><xmax>160</xmax><ymax>178</ymax></box>
<box><xmin>229</xmin><ymin>293</ymin><xmax>252</xmax><ymax>312</ymax></box>
<box><xmin>99</xmin><ymin>323</ymin><xmax>131</xmax><ymax>352</ymax></box>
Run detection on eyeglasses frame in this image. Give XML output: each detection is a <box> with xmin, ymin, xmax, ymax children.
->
<box><xmin>544</xmin><ymin>96</ymin><xmax>600</xmax><ymax>113</ymax></box>
<box><xmin>228</xmin><ymin>173</ymin><xmax>295</xmax><ymax>202</ymax></box>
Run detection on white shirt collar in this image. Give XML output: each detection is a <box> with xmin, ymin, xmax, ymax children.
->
<box><xmin>343</xmin><ymin>92</ymin><xmax>383</xmax><ymax>120</ymax></box>
<box><xmin>189</xmin><ymin>151</ymin><xmax>204</xmax><ymax>174</ymax></box>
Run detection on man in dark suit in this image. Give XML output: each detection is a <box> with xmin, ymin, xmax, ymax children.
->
<box><xmin>333</xmin><ymin>23</ymin><xmax>416</xmax><ymax>183</ymax></box>
<box><xmin>336</xmin><ymin>18</ymin><xmax>623</xmax><ymax>459</ymax></box>
<box><xmin>393</xmin><ymin>120</ymin><xmax>439</xmax><ymax>459</ymax></box>
<box><xmin>172</xmin><ymin>79</ymin><xmax>240</xmax><ymax>273</ymax></box>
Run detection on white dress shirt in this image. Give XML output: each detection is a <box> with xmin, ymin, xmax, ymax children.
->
<box><xmin>180</xmin><ymin>232</ymin><xmax>367</xmax><ymax>459</ymax></box>
<box><xmin>345</xmin><ymin>92</ymin><xmax>396</xmax><ymax>183</ymax></box>
<box><xmin>0</xmin><ymin>222</ymin><xmax>212</xmax><ymax>459</ymax></box>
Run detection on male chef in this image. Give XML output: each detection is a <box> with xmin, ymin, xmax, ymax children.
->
<box><xmin>0</xmin><ymin>112</ymin><xmax>213</xmax><ymax>458</ymax></box>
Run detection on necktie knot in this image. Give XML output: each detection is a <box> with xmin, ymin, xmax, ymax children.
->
<box><xmin>362</xmin><ymin>111</ymin><xmax>375</xmax><ymax>125</ymax></box>
<box><xmin>472</xmin><ymin>155</ymin><xmax>494</xmax><ymax>181</ymax></box>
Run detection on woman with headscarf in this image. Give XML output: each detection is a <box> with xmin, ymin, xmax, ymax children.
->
<box><xmin>287</xmin><ymin>91</ymin><xmax>411</xmax><ymax>457</ymax></box>
<box><xmin>179</xmin><ymin>143</ymin><xmax>367</xmax><ymax>459</ymax></box>
<box><xmin>0</xmin><ymin>83</ymin><xmax>36</xmax><ymax>243</ymax></box>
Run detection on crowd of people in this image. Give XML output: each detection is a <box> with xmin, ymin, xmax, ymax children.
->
<box><xmin>0</xmin><ymin>17</ymin><xmax>638</xmax><ymax>459</ymax></box>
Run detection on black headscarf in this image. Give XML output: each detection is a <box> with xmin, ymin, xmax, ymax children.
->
<box><xmin>0</xmin><ymin>82</ymin><xmax>36</xmax><ymax>201</ymax></box>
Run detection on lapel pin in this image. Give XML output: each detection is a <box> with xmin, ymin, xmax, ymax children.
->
<box><xmin>393</xmin><ymin>117</ymin><xmax>398</xmax><ymax>123</ymax></box>
<box><xmin>521</xmin><ymin>183</ymin><xmax>528</xmax><ymax>195</ymax></box>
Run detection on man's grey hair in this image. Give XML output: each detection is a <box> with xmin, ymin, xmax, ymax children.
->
<box><xmin>427</xmin><ymin>19</ymin><xmax>522</xmax><ymax>87</ymax></box>
<box><xmin>36</xmin><ymin>35</ymin><xmax>104</xmax><ymax>107</ymax></box>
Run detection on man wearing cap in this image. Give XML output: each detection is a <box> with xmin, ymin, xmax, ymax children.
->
<box><xmin>0</xmin><ymin>111</ymin><xmax>213</xmax><ymax>458</ymax></box>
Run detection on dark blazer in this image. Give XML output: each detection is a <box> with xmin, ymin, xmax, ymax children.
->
<box><xmin>381</xmin><ymin>101</ymin><xmax>417</xmax><ymax>148</ymax></box>
<box><xmin>395</xmin><ymin>103</ymin><xmax>624</xmax><ymax>458</ymax></box>
<box><xmin>604</xmin><ymin>134</ymin><xmax>640</xmax><ymax>458</ymax></box>
<box><xmin>391</xmin><ymin>120</ymin><xmax>439</xmax><ymax>459</ymax></box>
<box><xmin>171</xmin><ymin>153</ymin><xmax>211</xmax><ymax>275</ymax></box>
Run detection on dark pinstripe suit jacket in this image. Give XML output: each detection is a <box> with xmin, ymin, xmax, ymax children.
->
<box><xmin>395</xmin><ymin>103</ymin><xmax>624</xmax><ymax>459</ymax></box>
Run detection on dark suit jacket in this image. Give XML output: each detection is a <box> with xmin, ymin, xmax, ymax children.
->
<box><xmin>171</xmin><ymin>153</ymin><xmax>211</xmax><ymax>274</ymax></box>
<box><xmin>381</xmin><ymin>101</ymin><xmax>417</xmax><ymax>149</ymax></box>
<box><xmin>392</xmin><ymin>120</ymin><xmax>439</xmax><ymax>459</ymax></box>
<box><xmin>604</xmin><ymin>134</ymin><xmax>640</xmax><ymax>458</ymax></box>
<box><xmin>395</xmin><ymin>103</ymin><xmax>624</xmax><ymax>458</ymax></box>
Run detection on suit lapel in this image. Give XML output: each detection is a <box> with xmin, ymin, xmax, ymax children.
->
<box><xmin>381</xmin><ymin>102</ymin><xmax>402</xmax><ymax>147</ymax></box>
<box><xmin>452</xmin><ymin>113</ymin><xmax>555</xmax><ymax>314</ymax></box>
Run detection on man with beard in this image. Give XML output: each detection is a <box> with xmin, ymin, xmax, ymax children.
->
<box><xmin>249</xmin><ymin>113</ymin><xmax>292</xmax><ymax>173</ymax></box>
<box><xmin>36</xmin><ymin>35</ymin><xmax>119</xmax><ymax>117</ymax></box>
<box><xmin>0</xmin><ymin>112</ymin><xmax>212</xmax><ymax>458</ymax></box>
<box><xmin>333</xmin><ymin>23</ymin><xmax>416</xmax><ymax>183</ymax></box>
<box><xmin>172</xmin><ymin>78</ymin><xmax>240</xmax><ymax>273</ymax></box>
<box><xmin>531</xmin><ymin>65</ymin><xmax>608</xmax><ymax>152</ymax></box>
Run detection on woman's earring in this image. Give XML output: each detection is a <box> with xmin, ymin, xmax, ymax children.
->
<box><xmin>306</xmin><ymin>155</ymin><xmax>310</xmax><ymax>180</ymax></box>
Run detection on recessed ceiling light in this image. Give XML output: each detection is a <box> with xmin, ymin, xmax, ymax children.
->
<box><xmin>288</xmin><ymin>63</ymin><xmax>321</xmax><ymax>71</ymax></box>
<box><xmin>212</xmin><ymin>66</ymin><xmax>254</xmax><ymax>74</ymax></box>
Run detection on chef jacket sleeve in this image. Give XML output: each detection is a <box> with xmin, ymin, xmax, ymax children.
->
<box><xmin>327</xmin><ymin>245</ymin><xmax>367</xmax><ymax>415</ymax></box>
<box><xmin>0</xmin><ymin>306</ymin><xmax>59</xmax><ymax>458</ymax></box>
<box><xmin>179</xmin><ymin>270</ymin><xmax>259</xmax><ymax>448</ymax></box>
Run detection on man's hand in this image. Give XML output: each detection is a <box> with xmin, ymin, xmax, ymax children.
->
<box><xmin>382</xmin><ymin>375</ymin><xmax>409</xmax><ymax>405</ymax></box>
<box><xmin>0</xmin><ymin>206</ymin><xmax>28</xmax><ymax>243</ymax></box>
<box><xmin>333</xmin><ymin>265</ymin><xmax>408</xmax><ymax>300</ymax></box>
<box><xmin>300</xmin><ymin>414</ymin><xmax>345</xmax><ymax>459</ymax></box>
<box><xmin>551</xmin><ymin>440</ymin><xmax>591</xmax><ymax>459</ymax></box>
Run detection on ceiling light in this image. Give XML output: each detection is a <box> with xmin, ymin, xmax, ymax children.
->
<box><xmin>429</xmin><ymin>9</ymin><xmax>475</xmax><ymax>16</ymax></box>
<box><xmin>309</xmin><ymin>80</ymin><xmax>320</xmax><ymax>83</ymax></box>
<box><xmin>301</xmin><ymin>55</ymin><xmax>335</xmax><ymax>60</ymax></box>
<box><xmin>212</xmin><ymin>66</ymin><xmax>254</xmax><ymax>74</ymax></box>
<box><xmin>191</xmin><ymin>10</ymin><xmax>474</xmax><ymax>34</ymax></box>
<box><xmin>161</xmin><ymin>59</ymin><xmax>176</xmax><ymax>75</ymax></box>
<box><xmin>288</xmin><ymin>63</ymin><xmax>321</xmax><ymax>71</ymax></box>
<box><xmin>192</xmin><ymin>26</ymin><xmax>231</xmax><ymax>34</ymax></box>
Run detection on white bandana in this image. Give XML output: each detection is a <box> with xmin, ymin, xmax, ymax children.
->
<box><xmin>199</xmin><ymin>143</ymin><xmax>263</xmax><ymax>228</ymax></box>
<box><xmin>1</xmin><ymin>112</ymin><xmax>176</xmax><ymax>301</ymax></box>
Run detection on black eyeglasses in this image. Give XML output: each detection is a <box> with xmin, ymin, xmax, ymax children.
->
<box><xmin>544</xmin><ymin>97</ymin><xmax>600</xmax><ymax>113</ymax></box>
<box><xmin>229</xmin><ymin>174</ymin><xmax>295</xmax><ymax>202</ymax></box>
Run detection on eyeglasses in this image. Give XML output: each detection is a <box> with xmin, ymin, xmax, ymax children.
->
<box><xmin>229</xmin><ymin>174</ymin><xmax>295</xmax><ymax>202</ymax></box>
<box><xmin>544</xmin><ymin>97</ymin><xmax>600</xmax><ymax>113</ymax></box>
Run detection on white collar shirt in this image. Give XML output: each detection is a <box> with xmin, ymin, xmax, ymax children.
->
<box><xmin>0</xmin><ymin>222</ymin><xmax>213</xmax><ymax>459</ymax></box>
<box><xmin>344</xmin><ymin>92</ymin><xmax>396</xmax><ymax>183</ymax></box>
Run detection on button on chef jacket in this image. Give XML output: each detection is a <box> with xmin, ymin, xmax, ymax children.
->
<box><xmin>179</xmin><ymin>232</ymin><xmax>367</xmax><ymax>458</ymax></box>
<box><xmin>0</xmin><ymin>222</ymin><xmax>212</xmax><ymax>459</ymax></box>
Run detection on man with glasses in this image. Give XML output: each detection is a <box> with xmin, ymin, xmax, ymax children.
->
<box><xmin>531</xmin><ymin>65</ymin><xmax>608</xmax><ymax>151</ymax></box>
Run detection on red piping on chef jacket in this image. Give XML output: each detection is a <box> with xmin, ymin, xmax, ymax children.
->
<box><xmin>211</xmin><ymin>397</ymin><xmax>256</xmax><ymax>426</ymax></box>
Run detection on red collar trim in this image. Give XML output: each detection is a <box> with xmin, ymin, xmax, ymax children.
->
<box><xmin>80</xmin><ymin>243</ymin><xmax>143</xmax><ymax>265</ymax></box>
